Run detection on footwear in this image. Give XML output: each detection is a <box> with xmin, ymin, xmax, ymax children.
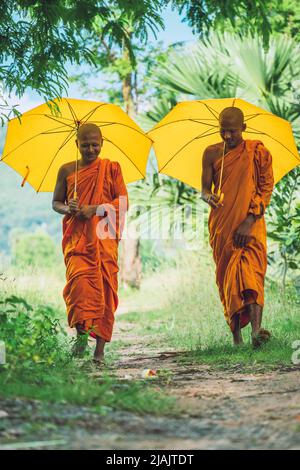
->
<box><xmin>252</xmin><ymin>328</ymin><xmax>271</xmax><ymax>349</ymax></box>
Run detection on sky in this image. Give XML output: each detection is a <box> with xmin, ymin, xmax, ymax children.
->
<box><xmin>6</xmin><ymin>5</ymin><xmax>195</xmax><ymax>114</ymax></box>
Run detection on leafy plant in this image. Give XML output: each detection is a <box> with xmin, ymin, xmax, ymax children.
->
<box><xmin>0</xmin><ymin>294</ymin><xmax>69</xmax><ymax>376</ymax></box>
<box><xmin>267</xmin><ymin>167</ymin><xmax>300</xmax><ymax>291</ymax></box>
<box><xmin>0</xmin><ymin>0</ymin><xmax>165</xmax><ymax>120</ymax></box>
<box><xmin>10</xmin><ymin>230</ymin><xmax>60</xmax><ymax>269</ymax></box>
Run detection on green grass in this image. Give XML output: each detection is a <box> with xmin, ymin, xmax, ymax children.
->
<box><xmin>120</xmin><ymin>305</ymin><xmax>300</xmax><ymax>368</ymax></box>
<box><xmin>0</xmin><ymin>266</ymin><xmax>66</xmax><ymax>320</ymax></box>
<box><xmin>0</xmin><ymin>268</ymin><xmax>176</xmax><ymax>416</ymax></box>
<box><xmin>118</xmin><ymin>251</ymin><xmax>300</xmax><ymax>369</ymax></box>
<box><xmin>1</xmin><ymin>250</ymin><xmax>299</xmax><ymax>419</ymax></box>
<box><xmin>0</xmin><ymin>363</ymin><xmax>175</xmax><ymax>415</ymax></box>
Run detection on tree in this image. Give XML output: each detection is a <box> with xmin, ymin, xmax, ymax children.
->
<box><xmin>170</xmin><ymin>0</ymin><xmax>274</xmax><ymax>45</ymax></box>
<box><xmin>0</xmin><ymin>0</ymin><xmax>287</xmax><ymax>124</ymax></box>
<box><xmin>147</xmin><ymin>32</ymin><xmax>299</xmax><ymax>109</ymax></box>
<box><xmin>174</xmin><ymin>0</ymin><xmax>300</xmax><ymax>44</ymax></box>
<box><xmin>264</xmin><ymin>0</ymin><xmax>300</xmax><ymax>41</ymax></box>
<box><xmin>0</xmin><ymin>0</ymin><xmax>164</xmax><ymax>120</ymax></box>
<box><xmin>268</xmin><ymin>168</ymin><xmax>300</xmax><ymax>294</ymax></box>
<box><xmin>11</xmin><ymin>230</ymin><xmax>60</xmax><ymax>269</ymax></box>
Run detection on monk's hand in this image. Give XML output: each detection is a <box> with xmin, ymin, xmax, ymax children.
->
<box><xmin>68</xmin><ymin>198</ymin><xmax>80</xmax><ymax>215</ymax></box>
<box><xmin>202</xmin><ymin>192</ymin><xmax>224</xmax><ymax>209</ymax></box>
<box><xmin>77</xmin><ymin>205</ymin><xmax>96</xmax><ymax>220</ymax></box>
<box><xmin>233</xmin><ymin>215</ymin><xmax>255</xmax><ymax>248</ymax></box>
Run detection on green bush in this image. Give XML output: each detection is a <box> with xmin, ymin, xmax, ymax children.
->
<box><xmin>11</xmin><ymin>231</ymin><xmax>59</xmax><ymax>269</ymax></box>
<box><xmin>140</xmin><ymin>240</ymin><xmax>174</xmax><ymax>274</ymax></box>
<box><xmin>0</xmin><ymin>295</ymin><xmax>69</xmax><ymax>373</ymax></box>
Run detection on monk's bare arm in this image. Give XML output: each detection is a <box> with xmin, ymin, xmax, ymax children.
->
<box><xmin>248</xmin><ymin>146</ymin><xmax>274</xmax><ymax>219</ymax></box>
<box><xmin>201</xmin><ymin>148</ymin><xmax>214</xmax><ymax>199</ymax></box>
<box><xmin>201</xmin><ymin>148</ymin><xmax>223</xmax><ymax>209</ymax></box>
<box><xmin>52</xmin><ymin>166</ymin><xmax>79</xmax><ymax>216</ymax></box>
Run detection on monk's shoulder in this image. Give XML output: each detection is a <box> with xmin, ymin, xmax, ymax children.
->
<box><xmin>247</xmin><ymin>139</ymin><xmax>272</xmax><ymax>161</ymax></box>
<box><xmin>257</xmin><ymin>142</ymin><xmax>271</xmax><ymax>155</ymax></box>
<box><xmin>203</xmin><ymin>143</ymin><xmax>223</xmax><ymax>163</ymax></box>
<box><xmin>59</xmin><ymin>161</ymin><xmax>76</xmax><ymax>178</ymax></box>
<box><xmin>108</xmin><ymin>160</ymin><xmax>122</xmax><ymax>177</ymax></box>
<box><xmin>246</xmin><ymin>139</ymin><xmax>268</xmax><ymax>152</ymax></box>
<box><xmin>109</xmin><ymin>160</ymin><xmax>121</xmax><ymax>169</ymax></box>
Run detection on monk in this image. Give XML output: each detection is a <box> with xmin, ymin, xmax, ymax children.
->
<box><xmin>201</xmin><ymin>107</ymin><xmax>274</xmax><ymax>348</ymax></box>
<box><xmin>52</xmin><ymin>123</ymin><xmax>128</xmax><ymax>362</ymax></box>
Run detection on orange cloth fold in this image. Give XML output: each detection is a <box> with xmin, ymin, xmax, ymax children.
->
<box><xmin>62</xmin><ymin>158</ymin><xmax>128</xmax><ymax>341</ymax></box>
<box><xmin>208</xmin><ymin>140</ymin><xmax>274</xmax><ymax>331</ymax></box>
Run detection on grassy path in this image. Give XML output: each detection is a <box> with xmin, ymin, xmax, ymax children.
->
<box><xmin>1</xmin><ymin>264</ymin><xmax>300</xmax><ymax>449</ymax></box>
<box><xmin>1</xmin><ymin>303</ymin><xmax>300</xmax><ymax>449</ymax></box>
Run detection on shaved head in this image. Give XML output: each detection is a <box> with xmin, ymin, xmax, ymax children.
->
<box><xmin>77</xmin><ymin>123</ymin><xmax>102</xmax><ymax>141</ymax></box>
<box><xmin>219</xmin><ymin>107</ymin><xmax>245</xmax><ymax>128</ymax></box>
<box><xmin>76</xmin><ymin>122</ymin><xmax>103</xmax><ymax>164</ymax></box>
<box><xmin>219</xmin><ymin>107</ymin><xmax>246</xmax><ymax>149</ymax></box>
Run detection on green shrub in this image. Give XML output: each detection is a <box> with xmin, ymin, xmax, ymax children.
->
<box><xmin>0</xmin><ymin>295</ymin><xmax>69</xmax><ymax>373</ymax></box>
<box><xmin>11</xmin><ymin>231</ymin><xmax>59</xmax><ymax>269</ymax></box>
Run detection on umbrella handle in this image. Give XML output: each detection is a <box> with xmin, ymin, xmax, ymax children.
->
<box><xmin>215</xmin><ymin>141</ymin><xmax>225</xmax><ymax>203</ymax></box>
<box><xmin>217</xmin><ymin>188</ymin><xmax>224</xmax><ymax>203</ymax></box>
<box><xmin>74</xmin><ymin>146</ymin><xmax>78</xmax><ymax>200</ymax></box>
<box><xmin>21</xmin><ymin>166</ymin><xmax>30</xmax><ymax>187</ymax></box>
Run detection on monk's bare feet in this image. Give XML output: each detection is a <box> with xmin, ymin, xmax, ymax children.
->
<box><xmin>93</xmin><ymin>336</ymin><xmax>105</xmax><ymax>364</ymax></box>
<box><xmin>252</xmin><ymin>328</ymin><xmax>271</xmax><ymax>349</ymax></box>
<box><xmin>233</xmin><ymin>332</ymin><xmax>243</xmax><ymax>346</ymax></box>
<box><xmin>93</xmin><ymin>352</ymin><xmax>105</xmax><ymax>364</ymax></box>
<box><xmin>232</xmin><ymin>315</ymin><xmax>243</xmax><ymax>346</ymax></box>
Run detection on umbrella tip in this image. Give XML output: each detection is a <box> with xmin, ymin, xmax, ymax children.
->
<box><xmin>21</xmin><ymin>166</ymin><xmax>30</xmax><ymax>187</ymax></box>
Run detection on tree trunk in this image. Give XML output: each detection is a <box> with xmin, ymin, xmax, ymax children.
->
<box><xmin>119</xmin><ymin>236</ymin><xmax>141</xmax><ymax>289</ymax></box>
<box><xmin>119</xmin><ymin>45</ymin><xmax>142</xmax><ymax>289</ymax></box>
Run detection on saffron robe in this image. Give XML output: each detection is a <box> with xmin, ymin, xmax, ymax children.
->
<box><xmin>62</xmin><ymin>158</ymin><xmax>128</xmax><ymax>341</ymax></box>
<box><xmin>208</xmin><ymin>140</ymin><xmax>274</xmax><ymax>331</ymax></box>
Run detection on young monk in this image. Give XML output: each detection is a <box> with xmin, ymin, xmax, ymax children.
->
<box><xmin>201</xmin><ymin>107</ymin><xmax>274</xmax><ymax>348</ymax></box>
<box><xmin>52</xmin><ymin>123</ymin><xmax>128</xmax><ymax>362</ymax></box>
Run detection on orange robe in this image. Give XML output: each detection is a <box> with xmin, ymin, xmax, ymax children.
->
<box><xmin>208</xmin><ymin>140</ymin><xmax>274</xmax><ymax>331</ymax></box>
<box><xmin>62</xmin><ymin>158</ymin><xmax>128</xmax><ymax>341</ymax></box>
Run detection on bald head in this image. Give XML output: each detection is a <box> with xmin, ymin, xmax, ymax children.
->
<box><xmin>219</xmin><ymin>107</ymin><xmax>246</xmax><ymax>149</ymax></box>
<box><xmin>76</xmin><ymin>122</ymin><xmax>103</xmax><ymax>164</ymax></box>
<box><xmin>76</xmin><ymin>123</ymin><xmax>102</xmax><ymax>141</ymax></box>
<box><xmin>219</xmin><ymin>107</ymin><xmax>245</xmax><ymax>128</ymax></box>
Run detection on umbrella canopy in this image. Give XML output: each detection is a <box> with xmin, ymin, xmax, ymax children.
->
<box><xmin>1</xmin><ymin>98</ymin><xmax>152</xmax><ymax>192</ymax></box>
<box><xmin>148</xmin><ymin>98</ymin><xmax>300</xmax><ymax>189</ymax></box>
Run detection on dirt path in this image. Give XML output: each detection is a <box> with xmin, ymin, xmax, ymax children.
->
<box><xmin>1</xmin><ymin>312</ymin><xmax>300</xmax><ymax>450</ymax></box>
<box><xmin>97</xmin><ymin>320</ymin><xmax>300</xmax><ymax>450</ymax></box>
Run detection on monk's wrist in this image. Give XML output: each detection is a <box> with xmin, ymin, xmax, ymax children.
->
<box><xmin>201</xmin><ymin>192</ymin><xmax>211</xmax><ymax>204</ymax></box>
<box><xmin>246</xmin><ymin>214</ymin><xmax>256</xmax><ymax>224</ymax></box>
<box><xmin>64</xmin><ymin>204</ymin><xmax>71</xmax><ymax>215</ymax></box>
<box><xmin>91</xmin><ymin>205</ymin><xmax>98</xmax><ymax>216</ymax></box>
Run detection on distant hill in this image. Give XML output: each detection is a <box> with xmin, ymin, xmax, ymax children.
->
<box><xmin>0</xmin><ymin>127</ymin><xmax>62</xmax><ymax>254</ymax></box>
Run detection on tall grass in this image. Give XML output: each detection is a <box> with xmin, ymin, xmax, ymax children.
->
<box><xmin>0</xmin><ymin>265</ymin><xmax>66</xmax><ymax>317</ymax></box>
<box><xmin>119</xmin><ymin>246</ymin><xmax>300</xmax><ymax>367</ymax></box>
<box><xmin>0</xmin><ymin>265</ymin><xmax>176</xmax><ymax>415</ymax></box>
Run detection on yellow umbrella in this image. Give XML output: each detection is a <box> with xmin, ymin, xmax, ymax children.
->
<box><xmin>148</xmin><ymin>98</ymin><xmax>300</xmax><ymax>189</ymax></box>
<box><xmin>0</xmin><ymin>97</ymin><xmax>152</xmax><ymax>192</ymax></box>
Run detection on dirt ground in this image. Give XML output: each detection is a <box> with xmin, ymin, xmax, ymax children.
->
<box><xmin>0</xmin><ymin>314</ymin><xmax>300</xmax><ymax>450</ymax></box>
